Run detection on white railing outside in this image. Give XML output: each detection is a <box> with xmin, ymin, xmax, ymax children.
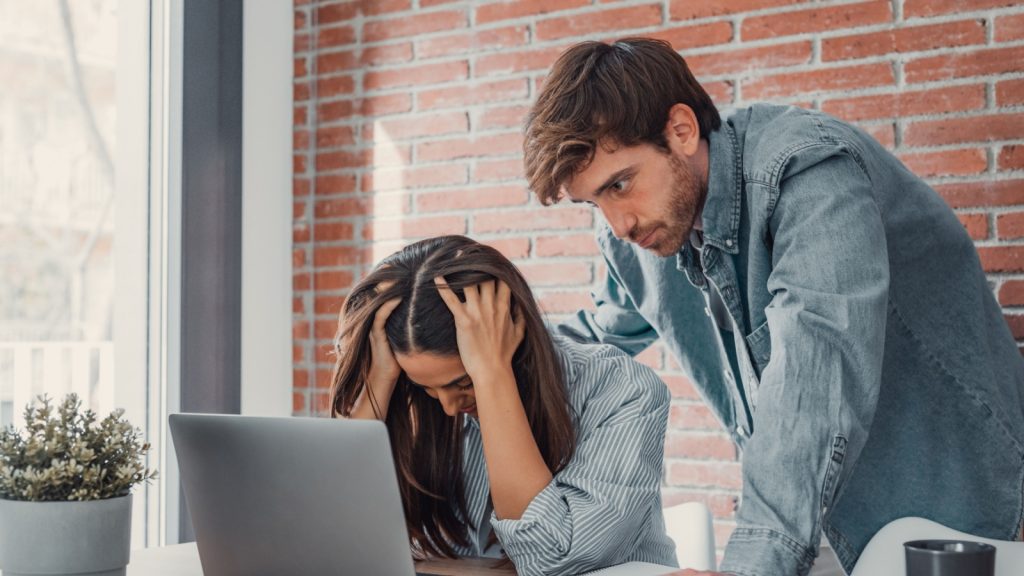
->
<box><xmin>0</xmin><ymin>341</ymin><xmax>115</xmax><ymax>430</ymax></box>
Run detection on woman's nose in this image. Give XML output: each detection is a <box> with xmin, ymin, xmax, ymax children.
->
<box><xmin>438</xmin><ymin>390</ymin><xmax>465</xmax><ymax>417</ymax></box>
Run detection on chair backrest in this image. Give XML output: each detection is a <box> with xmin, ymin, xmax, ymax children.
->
<box><xmin>662</xmin><ymin>502</ymin><xmax>716</xmax><ymax>571</ymax></box>
<box><xmin>852</xmin><ymin>517</ymin><xmax>1024</xmax><ymax>576</ymax></box>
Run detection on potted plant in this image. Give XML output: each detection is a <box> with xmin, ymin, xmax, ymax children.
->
<box><xmin>0</xmin><ymin>394</ymin><xmax>157</xmax><ymax>576</ymax></box>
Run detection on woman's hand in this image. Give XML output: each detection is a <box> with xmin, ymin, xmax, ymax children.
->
<box><xmin>350</xmin><ymin>295</ymin><xmax>402</xmax><ymax>420</ymax></box>
<box><xmin>433</xmin><ymin>277</ymin><xmax>525</xmax><ymax>383</ymax></box>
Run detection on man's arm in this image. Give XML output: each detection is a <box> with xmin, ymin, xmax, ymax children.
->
<box><xmin>719</xmin><ymin>150</ymin><xmax>889</xmax><ymax>576</ymax></box>
<box><xmin>555</xmin><ymin>248</ymin><xmax>660</xmax><ymax>356</ymax></box>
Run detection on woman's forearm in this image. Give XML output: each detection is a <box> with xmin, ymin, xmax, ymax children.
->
<box><xmin>474</xmin><ymin>367</ymin><xmax>553</xmax><ymax>520</ymax></box>
<box><xmin>348</xmin><ymin>377</ymin><xmax>396</xmax><ymax>420</ymax></box>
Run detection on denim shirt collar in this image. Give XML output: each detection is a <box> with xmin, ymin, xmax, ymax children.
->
<box><xmin>676</xmin><ymin>122</ymin><xmax>743</xmax><ymax>275</ymax></box>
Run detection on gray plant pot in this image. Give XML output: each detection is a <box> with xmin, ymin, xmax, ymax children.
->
<box><xmin>0</xmin><ymin>495</ymin><xmax>131</xmax><ymax>576</ymax></box>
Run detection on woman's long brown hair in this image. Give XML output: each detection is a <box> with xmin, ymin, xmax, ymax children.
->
<box><xmin>330</xmin><ymin>235</ymin><xmax>577</xmax><ymax>558</ymax></box>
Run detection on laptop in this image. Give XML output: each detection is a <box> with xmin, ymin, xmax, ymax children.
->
<box><xmin>169</xmin><ymin>413</ymin><xmax>432</xmax><ymax>576</ymax></box>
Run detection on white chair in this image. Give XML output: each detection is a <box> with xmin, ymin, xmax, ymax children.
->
<box><xmin>663</xmin><ymin>502</ymin><xmax>717</xmax><ymax>571</ymax></box>
<box><xmin>852</xmin><ymin>517</ymin><xmax>1024</xmax><ymax>576</ymax></box>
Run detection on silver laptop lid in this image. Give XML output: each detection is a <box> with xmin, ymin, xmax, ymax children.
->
<box><xmin>169</xmin><ymin>414</ymin><xmax>417</xmax><ymax>576</ymax></box>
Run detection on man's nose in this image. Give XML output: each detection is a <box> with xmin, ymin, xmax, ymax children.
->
<box><xmin>604</xmin><ymin>206</ymin><xmax>636</xmax><ymax>240</ymax></box>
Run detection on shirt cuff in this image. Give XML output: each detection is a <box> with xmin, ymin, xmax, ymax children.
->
<box><xmin>489</xmin><ymin>478</ymin><xmax>568</xmax><ymax>557</ymax></box>
<box><xmin>718</xmin><ymin>527</ymin><xmax>817</xmax><ymax>576</ymax></box>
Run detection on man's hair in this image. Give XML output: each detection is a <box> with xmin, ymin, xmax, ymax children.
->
<box><xmin>523</xmin><ymin>37</ymin><xmax>721</xmax><ymax>204</ymax></box>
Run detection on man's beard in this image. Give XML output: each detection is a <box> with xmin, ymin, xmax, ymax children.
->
<box><xmin>635</xmin><ymin>154</ymin><xmax>705</xmax><ymax>257</ymax></box>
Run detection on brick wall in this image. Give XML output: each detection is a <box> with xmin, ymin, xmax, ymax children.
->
<box><xmin>292</xmin><ymin>0</ymin><xmax>1024</xmax><ymax>551</ymax></box>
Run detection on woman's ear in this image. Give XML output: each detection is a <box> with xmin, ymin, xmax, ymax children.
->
<box><xmin>664</xmin><ymin>103</ymin><xmax>701</xmax><ymax>158</ymax></box>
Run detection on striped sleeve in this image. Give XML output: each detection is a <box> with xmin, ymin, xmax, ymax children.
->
<box><xmin>489</xmin><ymin>351</ymin><xmax>672</xmax><ymax>576</ymax></box>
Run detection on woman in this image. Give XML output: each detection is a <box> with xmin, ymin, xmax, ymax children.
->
<box><xmin>330</xmin><ymin>235</ymin><xmax>676</xmax><ymax>576</ymax></box>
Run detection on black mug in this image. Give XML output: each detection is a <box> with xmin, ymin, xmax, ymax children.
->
<box><xmin>904</xmin><ymin>540</ymin><xmax>996</xmax><ymax>576</ymax></box>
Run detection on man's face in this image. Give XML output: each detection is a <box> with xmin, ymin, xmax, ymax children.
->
<box><xmin>565</xmin><ymin>140</ymin><xmax>707</xmax><ymax>257</ymax></box>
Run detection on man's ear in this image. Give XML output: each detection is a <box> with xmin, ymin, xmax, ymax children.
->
<box><xmin>664</xmin><ymin>103</ymin><xmax>701</xmax><ymax>158</ymax></box>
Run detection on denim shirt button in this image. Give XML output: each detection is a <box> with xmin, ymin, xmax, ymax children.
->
<box><xmin>725</xmin><ymin>239</ymin><xmax>733</xmax><ymax>247</ymax></box>
<box><xmin>735</xmin><ymin>425</ymin><xmax>748</xmax><ymax>438</ymax></box>
<box><xmin>704</xmin><ymin>306</ymin><xmax>711</xmax><ymax>317</ymax></box>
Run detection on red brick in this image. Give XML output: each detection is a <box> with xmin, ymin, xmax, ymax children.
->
<box><xmin>315</xmin><ymin>269</ymin><xmax>356</xmax><ymax>291</ymax></box>
<box><xmin>1005</xmin><ymin>315</ymin><xmax>1024</xmax><ymax>339</ymax></box>
<box><xmin>316</xmin><ymin>195</ymin><xmax>408</xmax><ymax>218</ymax></box>
<box><xmin>474</xmin><ymin>158</ymin><xmax>524</xmax><ymax>183</ymax></box>
<box><xmin>294</xmin><ymin>273</ymin><xmax>312</xmax><ymax>291</ymax></box>
<box><xmin>315</xmin><ymin>320</ymin><xmax>341</xmax><ymax>341</ymax></box>
<box><xmin>904</xmin><ymin>0</ymin><xmax>1019</xmax><ymax>18</ymax></box>
<box><xmin>295</xmin><ymin>33</ymin><xmax>311</xmax><ymax>53</ymax></box>
<box><xmin>317</xmin><ymin>75</ymin><xmax>356</xmax><ymax>98</ymax></box>
<box><xmin>367</xmin><ymin>112</ymin><xmax>468</xmax><ymax>142</ymax></box>
<box><xmin>999</xmin><ymin>145</ymin><xmax>1024</xmax><ymax>171</ymax></box>
<box><xmin>482</xmin><ymin>237</ymin><xmax>531</xmax><ymax>260</ymax></box>
<box><xmin>905</xmin><ymin>46</ymin><xmax>1024</xmax><ymax>83</ymax></box>
<box><xmin>537</xmin><ymin>290</ymin><xmax>594</xmax><ymax>314</ymax></box>
<box><xmin>997</xmin><ymin>78</ymin><xmax>1024</xmax><ymax>107</ymax></box>
<box><xmin>293</xmin><ymin>392</ymin><xmax>306</xmax><ymax>414</ymax></box>
<box><xmin>663</xmin><ymin>375</ymin><xmax>701</xmax><ymax>400</ymax></box>
<box><xmin>669</xmin><ymin>0</ymin><xmax>802</xmax><ymax>21</ymax></box>
<box><xmin>313</xmin><ymin>221</ymin><xmax>355</xmax><ymax>242</ymax></box>
<box><xmin>897</xmin><ymin>148</ymin><xmax>987</xmax><ymax>178</ymax></box>
<box><xmin>418</xmin><ymin>78</ymin><xmax>529</xmax><ymax>111</ymax></box>
<box><xmin>314</xmin><ymin>296</ymin><xmax>345</xmax><ymax>315</ymax></box>
<box><xmin>294</xmin><ymin>81</ymin><xmax>311</xmax><ymax>102</ymax></box>
<box><xmin>476</xmin><ymin>45</ymin><xmax>567</xmax><ymax>77</ymax></box>
<box><xmin>535</xmin><ymin>4</ymin><xmax>662</xmax><ymax>42</ymax></box>
<box><xmin>365</xmin><ymin>60</ymin><xmax>468</xmax><ymax>91</ymax></box>
<box><xmin>997</xmin><ymin>212</ymin><xmax>1024</xmax><ymax>240</ymax></box>
<box><xmin>294</xmin><ymin>154</ymin><xmax>308</xmax><ymax>174</ymax></box>
<box><xmin>517</xmin><ymin>261</ymin><xmax>593</xmax><ymax>286</ymax></box>
<box><xmin>670</xmin><ymin>403</ymin><xmax>721</xmax><ymax>430</ymax></box>
<box><xmin>363</xmin><ymin>164</ymin><xmax>468</xmax><ymax>192</ymax></box>
<box><xmin>294</xmin><ymin>56</ymin><xmax>308</xmax><ymax>78</ymax></box>
<box><xmin>316</xmin><ymin>44</ymin><xmax>414</xmax><ymax>74</ymax></box>
<box><xmin>316</xmin><ymin>2</ymin><xmax>357</xmax><ymax>25</ymax></box>
<box><xmin>295</xmin><ymin>177</ymin><xmax>312</xmax><ymax>197</ymax></box>
<box><xmin>999</xmin><ymin>280</ymin><xmax>1024</xmax><ymax>306</ymax></box>
<box><xmin>996</xmin><ymin>13</ymin><xmax>1024</xmax><ymax>42</ymax></box>
<box><xmin>904</xmin><ymin>114</ymin><xmax>1024</xmax><ymax>147</ymax></box>
<box><xmin>316</xmin><ymin>25</ymin><xmax>356</xmax><ymax>49</ymax></box>
<box><xmin>636</xmin><ymin>345</ymin><xmax>663</xmax><ymax>370</ymax></box>
<box><xmin>316</xmin><ymin>174</ymin><xmax>358</xmax><ymax>195</ymax></box>
<box><xmin>666</xmin><ymin>461</ymin><xmax>742</xmax><ymax>490</ymax></box>
<box><xmin>978</xmin><ymin>246</ymin><xmax>1024</xmax><ymax>273</ymax></box>
<box><xmin>294</xmin><ymin>370</ymin><xmax>309</xmax><ymax>390</ymax></box>
<box><xmin>643</xmin><ymin>21</ymin><xmax>734</xmax><ymax>51</ymax></box>
<box><xmin>703</xmin><ymin>81</ymin><xmax>734</xmax><ymax>104</ymax></box>
<box><xmin>294</xmin><ymin>129</ymin><xmax>310</xmax><ymax>151</ymax></box>
<box><xmin>314</xmin><ymin>245</ymin><xmax>361</xmax><ymax>267</ymax></box>
<box><xmin>665</xmin><ymin>432</ymin><xmax>737</xmax><ymax>460</ymax></box>
<box><xmin>319</xmin><ymin>94</ymin><xmax>415</xmax><ymax>120</ymax></box>
<box><xmin>477</xmin><ymin>105</ymin><xmax>530</xmax><ymax>131</ymax></box>
<box><xmin>293</xmin><ymin>320</ymin><xmax>311</xmax><ymax>340</ymax></box>
<box><xmin>535</xmin><ymin>234</ymin><xmax>600</xmax><ymax>257</ymax></box>
<box><xmin>416</xmin><ymin>185</ymin><xmax>530</xmax><ymax>212</ymax></box>
<box><xmin>958</xmin><ymin>213</ymin><xmax>989</xmax><ymax>240</ymax></box>
<box><xmin>294</xmin><ymin>222</ymin><xmax>311</xmax><ymax>244</ymax></box>
<box><xmin>935</xmin><ymin>180</ymin><xmax>1024</xmax><ymax>209</ymax></box>
<box><xmin>417</xmin><ymin>132</ymin><xmax>523</xmax><ymax>162</ymax></box>
<box><xmin>364</xmin><ymin>215</ymin><xmax>467</xmax><ymax>241</ymax></box>
<box><xmin>294</xmin><ymin>105</ymin><xmax>308</xmax><ymax>126</ymax></box>
<box><xmin>315</xmin><ymin>125</ymin><xmax>355</xmax><ymax>148</ymax></box>
<box><xmin>316</xmin><ymin>150</ymin><xmax>363</xmax><ymax>171</ymax></box>
<box><xmin>293</xmin><ymin>247</ymin><xmax>307</xmax><ymax>268</ymax></box>
<box><xmin>862</xmin><ymin>123</ymin><xmax>895</xmax><ymax>149</ymax></box>
<box><xmin>295</xmin><ymin>9</ymin><xmax>308</xmax><ymax>30</ymax></box>
<box><xmin>686</xmin><ymin>41</ymin><xmax>811</xmax><ymax>78</ymax></box>
<box><xmin>475</xmin><ymin>0</ymin><xmax>589</xmax><ymax>25</ymax></box>
<box><xmin>822</xmin><ymin>19</ymin><xmax>986</xmax><ymax>61</ymax></box>
<box><xmin>363</xmin><ymin>10</ymin><xmax>466</xmax><ymax>43</ymax></box>
<box><xmin>743</xmin><ymin>62</ymin><xmax>894</xmax><ymax>100</ymax></box>
<box><xmin>416</xmin><ymin>25</ymin><xmax>528</xmax><ymax>60</ymax></box>
<box><xmin>822</xmin><ymin>84</ymin><xmax>985</xmax><ymax>122</ymax></box>
<box><xmin>473</xmin><ymin>206</ymin><xmax>592</xmax><ymax>233</ymax></box>
<box><xmin>745</xmin><ymin>2</ymin><xmax>892</xmax><ymax>40</ymax></box>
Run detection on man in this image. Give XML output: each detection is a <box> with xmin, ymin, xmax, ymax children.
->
<box><xmin>523</xmin><ymin>38</ymin><xmax>1024</xmax><ymax>576</ymax></box>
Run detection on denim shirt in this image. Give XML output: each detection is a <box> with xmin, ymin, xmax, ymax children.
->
<box><xmin>556</xmin><ymin>104</ymin><xmax>1024</xmax><ymax>576</ymax></box>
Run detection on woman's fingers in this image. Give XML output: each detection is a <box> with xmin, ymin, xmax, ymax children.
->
<box><xmin>433</xmin><ymin>276</ymin><xmax>464</xmax><ymax>316</ymax></box>
<box><xmin>373</xmin><ymin>297</ymin><xmax>402</xmax><ymax>332</ymax></box>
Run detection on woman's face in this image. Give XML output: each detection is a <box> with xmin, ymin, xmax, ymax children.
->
<box><xmin>394</xmin><ymin>352</ymin><xmax>478</xmax><ymax>418</ymax></box>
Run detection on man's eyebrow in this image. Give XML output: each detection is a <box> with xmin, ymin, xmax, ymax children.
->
<box><xmin>573</xmin><ymin>166</ymin><xmax>636</xmax><ymax>202</ymax></box>
<box><xmin>409</xmin><ymin>373</ymin><xmax>471</xmax><ymax>389</ymax></box>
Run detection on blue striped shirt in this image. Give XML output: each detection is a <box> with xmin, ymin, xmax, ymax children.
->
<box><xmin>448</xmin><ymin>334</ymin><xmax>677</xmax><ymax>576</ymax></box>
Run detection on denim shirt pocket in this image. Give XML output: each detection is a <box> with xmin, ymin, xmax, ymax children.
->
<box><xmin>744</xmin><ymin>319</ymin><xmax>772</xmax><ymax>377</ymax></box>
